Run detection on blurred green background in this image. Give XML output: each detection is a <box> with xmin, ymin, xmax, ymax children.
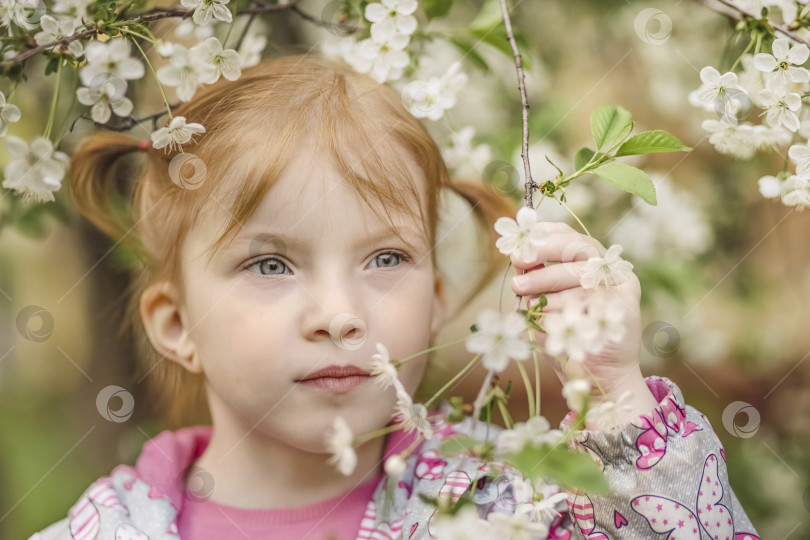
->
<box><xmin>2</xmin><ymin>0</ymin><xmax>809</xmax><ymax>537</ymax></box>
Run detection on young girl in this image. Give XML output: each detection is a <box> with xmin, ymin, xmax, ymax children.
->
<box><xmin>29</xmin><ymin>54</ymin><xmax>759</xmax><ymax>539</ymax></box>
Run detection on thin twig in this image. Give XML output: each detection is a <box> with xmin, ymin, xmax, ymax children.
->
<box><xmin>694</xmin><ymin>0</ymin><xmax>810</xmax><ymax>48</ymax></box>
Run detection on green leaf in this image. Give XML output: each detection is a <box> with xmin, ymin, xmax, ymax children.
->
<box><xmin>593</xmin><ymin>162</ymin><xmax>657</xmax><ymax>205</ymax></box>
<box><xmin>423</xmin><ymin>0</ymin><xmax>453</xmax><ymax>19</ymax></box>
<box><xmin>615</xmin><ymin>130</ymin><xmax>692</xmax><ymax>157</ymax></box>
<box><xmin>574</xmin><ymin>147</ymin><xmax>596</xmax><ymax>171</ymax></box>
<box><xmin>590</xmin><ymin>105</ymin><xmax>633</xmax><ymax>150</ymax></box>
<box><xmin>469</xmin><ymin>0</ymin><xmax>503</xmax><ymax>31</ymax></box>
<box><xmin>439</xmin><ymin>435</ymin><xmax>481</xmax><ymax>457</ymax></box>
<box><xmin>506</xmin><ymin>444</ymin><xmax>610</xmax><ymax>494</ymax></box>
<box><xmin>470</xmin><ymin>26</ymin><xmax>532</xmax><ymax>70</ymax></box>
<box><xmin>448</xmin><ymin>36</ymin><xmax>490</xmax><ymax>72</ymax></box>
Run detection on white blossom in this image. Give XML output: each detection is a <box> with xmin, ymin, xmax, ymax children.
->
<box><xmin>0</xmin><ymin>90</ymin><xmax>21</xmax><ymax>137</ymax></box>
<box><xmin>188</xmin><ymin>36</ymin><xmax>241</xmax><ymax>83</ymax></box>
<box><xmin>76</xmin><ymin>78</ymin><xmax>133</xmax><ymax>124</ymax></box>
<box><xmin>515</xmin><ymin>492</ymin><xmax>569</xmax><ymax>523</ymax></box>
<box><xmin>562</xmin><ymin>378</ymin><xmax>591</xmax><ymax>413</ymax></box>
<box><xmin>34</xmin><ymin>15</ymin><xmax>84</xmax><ymax>57</ymax></box>
<box><xmin>542</xmin><ymin>301</ymin><xmax>597</xmax><ymax>362</ymax></box>
<box><xmin>689</xmin><ymin>66</ymin><xmax>744</xmax><ymax>112</ymax></box>
<box><xmin>579</xmin><ymin>244</ymin><xmax>634</xmax><ymax>289</ymax></box>
<box><xmin>465</xmin><ymin>309</ymin><xmax>531</xmax><ymax>373</ymax></box>
<box><xmin>369</xmin><ymin>342</ymin><xmax>398</xmax><ymax>390</ymax></box>
<box><xmin>157</xmin><ymin>43</ymin><xmax>218</xmax><ymax>101</ymax></box>
<box><xmin>0</xmin><ymin>0</ymin><xmax>40</xmax><ymax>31</ymax></box>
<box><xmin>365</xmin><ymin>0</ymin><xmax>418</xmax><ymax>36</ymax></box>
<box><xmin>393</xmin><ymin>386</ymin><xmax>433</xmax><ymax>439</ymax></box>
<box><xmin>51</xmin><ymin>0</ymin><xmax>92</xmax><ymax>30</ymax></box>
<box><xmin>753</xmin><ymin>124</ymin><xmax>792</xmax><ymax>150</ymax></box>
<box><xmin>758</xmin><ymin>174</ymin><xmax>783</xmax><ymax>199</ymax></box>
<box><xmin>325</xmin><ymin>416</ymin><xmax>357</xmax><ymax>476</ymax></box>
<box><xmin>237</xmin><ymin>25</ymin><xmax>268</xmax><ymax>68</ymax></box>
<box><xmin>180</xmin><ymin>0</ymin><xmax>232</xmax><ymax>26</ymax></box>
<box><xmin>781</xmin><ymin>175</ymin><xmax>810</xmax><ymax>209</ymax></box>
<box><xmin>403</xmin><ymin>61</ymin><xmax>467</xmax><ymax>121</ymax></box>
<box><xmin>487</xmin><ymin>510</ymin><xmax>549</xmax><ymax>540</ymax></box>
<box><xmin>585</xmin><ymin>391</ymin><xmax>635</xmax><ymax>430</ymax></box>
<box><xmin>753</xmin><ymin>38</ymin><xmax>810</xmax><ymax>91</ymax></box>
<box><xmin>701</xmin><ymin>119</ymin><xmax>758</xmax><ymax>159</ymax></box>
<box><xmin>150</xmin><ymin>116</ymin><xmax>206</xmax><ymax>152</ymax></box>
<box><xmin>494</xmin><ymin>206</ymin><xmax>549</xmax><ymax>264</ymax></box>
<box><xmin>80</xmin><ymin>39</ymin><xmax>145</xmax><ymax>87</ymax></box>
<box><xmin>789</xmin><ymin>139</ymin><xmax>810</xmax><ymax>177</ymax></box>
<box><xmin>585</xmin><ymin>298</ymin><xmax>627</xmax><ymax>354</ymax></box>
<box><xmin>346</xmin><ymin>19</ymin><xmax>410</xmax><ymax>83</ymax></box>
<box><xmin>441</xmin><ymin>126</ymin><xmax>493</xmax><ymax>180</ymax></box>
<box><xmin>432</xmin><ymin>504</ymin><xmax>492</xmax><ymax>540</ymax></box>
<box><xmin>496</xmin><ymin>416</ymin><xmax>563</xmax><ymax>454</ymax></box>
<box><xmin>2</xmin><ymin>136</ymin><xmax>70</xmax><ymax>203</ymax></box>
<box><xmin>758</xmin><ymin>86</ymin><xmax>802</xmax><ymax>132</ymax></box>
<box><xmin>384</xmin><ymin>455</ymin><xmax>406</xmax><ymax>479</ymax></box>
<box><xmin>174</xmin><ymin>18</ymin><xmax>214</xmax><ymax>41</ymax></box>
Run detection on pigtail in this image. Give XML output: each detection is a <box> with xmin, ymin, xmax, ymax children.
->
<box><xmin>67</xmin><ymin>132</ymin><xmax>146</xmax><ymax>256</ymax></box>
<box><xmin>444</xmin><ymin>180</ymin><xmax>520</xmax><ymax>320</ymax></box>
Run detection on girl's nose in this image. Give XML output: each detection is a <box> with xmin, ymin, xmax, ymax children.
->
<box><xmin>327</xmin><ymin>312</ymin><xmax>367</xmax><ymax>351</ymax></box>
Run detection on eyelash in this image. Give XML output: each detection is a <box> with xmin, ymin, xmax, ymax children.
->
<box><xmin>242</xmin><ymin>250</ymin><xmax>413</xmax><ymax>277</ymax></box>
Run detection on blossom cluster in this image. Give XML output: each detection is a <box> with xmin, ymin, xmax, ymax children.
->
<box><xmin>689</xmin><ymin>33</ymin><xmax>810</xmax><ymax>209</ymax></box>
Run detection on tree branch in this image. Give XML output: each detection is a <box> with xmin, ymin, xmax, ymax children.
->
<box><xmin>694</xmin><ymin>0</ymin><xmax>810</xmax><ymax>48</ymax></box>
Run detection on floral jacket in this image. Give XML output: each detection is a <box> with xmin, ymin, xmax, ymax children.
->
<box><xmin>30</xmin><ymin>376</ymin><xmax>759</xmax><ymax>539</ymax></box>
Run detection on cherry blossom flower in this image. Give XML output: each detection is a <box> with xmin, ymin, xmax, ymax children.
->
<box><xmin>585</xmin><ymin>298</ymin><xmax>627</xmax><ymax>354</ymax></box>
<box><xmin>384</xmin><ymin>455</ymin><xmax>406</xmax><ymax>479</ymax></box>
<box><xmin>688</xmin><ymin>66</ymin><xmax>743</xmax><ymax>112</ymax></box>
<box><xmin>542</xmin><ymin>301</ymin><xmax>597</xmax><ymax>362</ymax></box>
<box><xmin>0</xmin><ymin>90</ymin><xmax>21</xmax><ymax>137</ymax></box>
<box><xmin>325</xmin><ymin>416</ymin><xmax>357</xmax><ymax>476</ymax></box>
<box><xmin>758</xmin><ymin>174</ymin><xmax>783</xmax><ymax>199</ymax></box>
<box><xmin>515</xmin><ymin>492</ymin><xmax>569</xmax><ymax>522</ymax></box>
<box><xmin>758</xmin><ymin>86</ymin><xmax>801</xmax><ymax>132</ymax></box>
<box><xmin>0</xmin><ymin>0</ymin><xmax>40</xmax><ymax>31</ymax></box>
<box><xmin>781</xmin><ymin>175</ymin><xmax>810</xmax><ymax>209</ymax></box>
<box><xmin>562</xmin><ymin>378</ymin><xmax>591</xmax><ymax>413</ymax></box>
<box><xmin>180</xmin><ymin>0</ymin><xmax>232</xmax><ymax>26</ymax></box>
<box><xmin>403</xmin><ymin>62</ymin><xmax>467</xmax><ymax>121</ymax></box>
<box><xmin>393</xmin><ymin>386</ymin><xmax>433</xmax><ymax>439</ymax></box>
<box><xmin>753</xmin><ymin>38</ymin><xmax>810</xmax><ymax>91</ymax></box>
<box><xmin>238</xmin><ymin>26</ymin><xmax>268</xmax><ymax>68</ymax></box>
<box><xmin>77</xmin><ymin>78</ymin><xmax>134</xmax><ymax>124</ymax></box>
<box><xmin>369</xmin><ymin>342</ymin><xmax>398</xmax><ymax>390</ymax></box>
<box><xmin>150</xmin><ymin>116</ymin><xmax>206</xmax><ymax>152</ymax></box>
<box><xmin>788</xmin><ymin>139</ymin><xmax>810</xmax><ymax>177</ymax></box>
<box><xmin>441</xmin><ymin>126</ymin><xmax>493</xmax><ymax>179</ymax></box>
<box><xmin>700</xmin><ymin>119</ymin><xmax>758</xmax><ymax>159</ymax></box>
<box><xmin>579</xmin><ymin>244</ymin><xmax>634</xmax><ymax>289</ymax></box>
<box><xmin>365</xmin><ymin>0</ymin><xmax>418</xmax><ymax>36</ymax></box>
<box><xmin>494</xmin><ymin>206</ymin><xmax>549</xmax><ymax>264</ymax></box>
<box><xmin>465</xmin><ymin>309</ymin><xmax>531</xmax><ymax>373</ymax></box>
<box><xmin>348</xmin><ymin>20</ymin><xmax>411</xmax><ymax>83</ymax></box>
<box><xmin>34</xmin><ymin>15</ymin><xmax>84</xmax><ymax>57</ymax></box>
<box><xmin>432</xmin><ymin>504</ymin><xmax>492</xmax><ymax>539</ymax></box>
<box><xmin>2</xmin><ymin>136</ymin><xmax>70</xmax><ymax>203</ymax></box>
<box><xmin>79</xmin><ymin>39</ymin><xmax>145</xmax><ymax>87</ymax></box>
<box><xmin>188</xmin><ymin>36</ymin><xmax>241</xmax><ymax>83</ymax></box>
<box><xmin>52</xmin><ymin>0</ymin><xmax>93</xmax><ymax>30</ymax></box>
<box><xmin>157</xmin><ymin>43</ymin><xmax>218</xmax><ymax>101</ymax></box>
<box><xmin>487</xmin><ymin>510</ymin><xmax>549</xmax><ymax>540</ymax></box>
<box><xmin>585</xmin><ymin>391</ymin><xmax>635</xmax><ymax>430</ymax></box>
<box><xmin>496</xmin><ymin>416</ymin><xmax>563</xmax><ymax>454</ymax></box>
<box><xmin>174</xmin><ymin>18</ymin><xmax>215</xmax><ymax>41</ymax></box>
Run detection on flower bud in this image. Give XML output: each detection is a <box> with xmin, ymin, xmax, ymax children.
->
<box><xmin>384</xmin><ymin>455</ymin><xmax>406</xmax><ymax>479</ymax></box>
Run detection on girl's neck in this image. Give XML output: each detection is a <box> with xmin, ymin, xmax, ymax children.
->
<box><xmin>190</xmin><ymin>406</ymin><xmax>386</xmax><ymax>510</ymax></box>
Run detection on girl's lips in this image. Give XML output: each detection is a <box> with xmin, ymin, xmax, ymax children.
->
<box><xmin>298</xmin><ymin>375</ymin><xmax>370</xmax><ymax>392</ymax></box>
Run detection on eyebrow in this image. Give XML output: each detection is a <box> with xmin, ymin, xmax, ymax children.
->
<box><xmin>228</xmin><ymin>228</ymin><xmax>425</xmax><ymax>253</ymax></box>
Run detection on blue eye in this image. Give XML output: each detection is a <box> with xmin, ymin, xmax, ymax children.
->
<box><xmin>245</xmin><ymin>257</ymin><xmax>290</xmax><ymax>276</ymax></box>
<box><xmin>370</xmin><ymin>251</ymin><xmax>410</xmax><ymax>268</ymax></box>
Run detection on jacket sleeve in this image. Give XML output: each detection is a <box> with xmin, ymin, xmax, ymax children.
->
<box><xmin>559</xmin><ymin>375</ymin><xmax>760</xmax><ymax>540</ymax></box>
<box><xmin>27</xmin><ymin>518</ymin><xmax>69</xmax><ymax>540</ymax></box>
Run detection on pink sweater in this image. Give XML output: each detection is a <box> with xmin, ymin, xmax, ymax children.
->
<box><xmin>132</xmin><ymin>424</ymin><xmax>412</xmax><ymax>540</ymax></box>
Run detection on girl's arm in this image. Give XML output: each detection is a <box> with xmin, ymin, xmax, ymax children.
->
<box><xmin>560</xmin><ymin>375</ymin><xmax>760</xmax><ymax>539</ymax></box>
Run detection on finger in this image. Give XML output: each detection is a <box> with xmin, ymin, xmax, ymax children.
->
<box><xmin>534</xmin><ymin>287</ymin><xmax>589</xmax><ymax>311</ymax></box>
<box><xmin>511</xmin><ymin>231</ymin><xmax>606</xmax><ymax>269</ymax></box>
<box><xmin>512</xmin><ymin>261</ymin><xmax>589</xmax><ymax>296</ymax></box>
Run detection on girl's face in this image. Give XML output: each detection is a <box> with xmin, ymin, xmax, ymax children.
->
<box><xmin>175</xmin><ymin>146</ymin><xmax>443</xmax><ymax>453</ymax></box>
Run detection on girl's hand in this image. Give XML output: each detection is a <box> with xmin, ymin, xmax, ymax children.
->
<box><xmin>508</xmin><ymin>222</ymin><xmax>658</xmax><ymax>428</ymax></box>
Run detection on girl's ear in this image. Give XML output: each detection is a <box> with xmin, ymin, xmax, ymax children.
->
<box><xmin>430</xmin><ymin>276</ymin><xmax>446</xmax><ymax>338</ymax></box>
<box><xmin>139</xmin><ymin>281</ymin><xmax>203</xmax><ymax>374</ymax></box>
